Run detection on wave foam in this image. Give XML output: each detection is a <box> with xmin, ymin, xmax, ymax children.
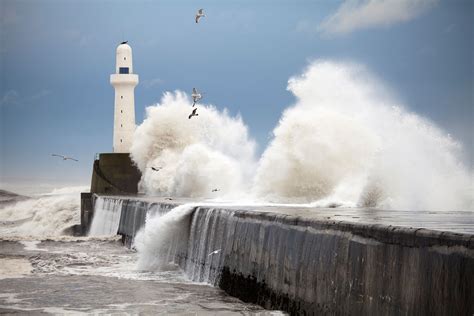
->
<box><xmin>133</xmin><ymin>204</ymin><xmax>195</xmax><ymax>270</ymax></box>
<box><xmin>254</xmin><ymin>61</ymin><xmax>472</xmax><ymax>210</ymax></box>
<box><xmin>130</xmin><ymin>91</ymin><xmax>257</xmax><ymax>199</ymax></box>
<box><xmin>0</xmin><ymin>186</ymin><xmax>88</xmax><ymax>236</ymax></box>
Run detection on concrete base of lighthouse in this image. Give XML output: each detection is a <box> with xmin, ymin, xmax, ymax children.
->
<box><xmin>79</xmin><ymin>153</ymin><xmax>141</xmax><ymax>234</ymax></box>
<box><xmin>90</xmin><ymin>153</ymin><xmax>141</xmax><ymax>195</ymax></box>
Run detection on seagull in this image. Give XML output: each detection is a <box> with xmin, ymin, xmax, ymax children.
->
<box><xmin>51</xmin><ymin>154</ymin><xmax>78</xmax><ymax>162</ymax></box>
<box><xmin>212</xmin><ymin>188</ymin><xmax>220</xmax><ymax>192</ymax></box>
<box><xmin>208</xmin><ymin>249</ymin><xmax>221</xmax><ymax>256</ymax></box>
<box><xmin>191</xmin><ymin>88</ymin><xmax>203</xmax><ymax>107</ymax></box>
<box><xmin>195</xmin><ymin>9</ymin><xmax>205</xmax><ymax>23</ymax></box>
<box><xmin>120</xmin><ymin>41</ymin><xmax>128</xmax><ymax>45</ymax></box>
<box><xmin>151</xmin><ymin>167</ymin><xmax>162</xmax><ymax>171</ymax></box>
<box><xmin>188</xmin><ymin>108</ymin><xmax>199</xmax><ymax>119</ymax></box>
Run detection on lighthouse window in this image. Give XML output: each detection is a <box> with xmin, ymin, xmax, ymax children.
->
<box><xmin>119</xmin><ymin>67</ymin><xmax>129</xmax><ymax>74</ymax></box>
<box><xmin>121</xmin><ymin>96</ymin><xmax>123</xmax><ymax>99</ymax></box>
<box><xmin>120</xmin><ymin>139</ymin><xmax>122</xmax><ymax>143</ymax></box>
<box><xmin>121</xmin><ymin>124</ymin><xmax>123</xmax><ymax>127</ymax></box>
<box><xmin>124</xmin><ymin>57</ymin><xmax>126</xmax><ymax>60</ymax></box>
<box><xmin>121</xmin><ymin>110</ymin><xmax>123</xmax><ymax>113</ymax></box>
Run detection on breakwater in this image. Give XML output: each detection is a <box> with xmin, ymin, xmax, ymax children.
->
<box><xmin>88</xmin><ymin>195</ymin><xmax>474</xmax><ymax>315</ymax></box>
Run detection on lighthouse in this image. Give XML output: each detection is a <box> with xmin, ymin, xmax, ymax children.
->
<box><xmin>85</xmin><ymin>42</ymin><xmax>141</xmax><ymax>201</ymax></box>
<box><xmin>110</xmin><ymin>42</ymin><xmax>139</xmax><ymax>153</ymax></box>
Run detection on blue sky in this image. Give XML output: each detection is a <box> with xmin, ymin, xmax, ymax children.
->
<box><xmin>0</xmin><ymin>0</ymin><xmax>472</xmax><ymax>194</ymax></box>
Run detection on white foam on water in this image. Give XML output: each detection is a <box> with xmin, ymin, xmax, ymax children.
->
<box><xmin>0</xmin><ymin>292</ymin><xmax>89</xmax><ymax>315</ymax></box>
<box><xmin>0</xmin><ymin>259</ymin><xmax>32</xmax><ymax>279</ymax></box>
<box><xmin>19</xmin><ymin>241</ymin><xmax>47</xmax><ymax>252</ymax></box>
<box><xmin>0</xmin><ymin>186</ymin><xmax>87</xmax><ymax>237</ymax></box>
<box><xmin>20</xmin><ymin>238</ymin><xmax>187</xmax><ymax>282</ymax></box>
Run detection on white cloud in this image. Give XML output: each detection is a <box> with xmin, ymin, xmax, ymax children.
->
<box><xmin>62</xmin><ymin>29</ymin><xmax>93</xmax><ymax>47</ymax></box>
<box><xmin>0</xmin><ymin>89</ymin><xmax>52</xmax><ymax>106</ymax></box>
<box><xmin>319</xmin><ymin>0</ymin><xmax>438</xmax><ymax>36</ymax></box>
<box><xmin>0</xmin><ymin>90</ymin><xmax>19</xmax><ymax>106</ymax></box>
<box><xmin>443</xmin><ymin>23</ymin><xmax>456</xmax><ymax>34</ymax></box>
<box><xmin>29</xmin><ymin>89</ymin><xmax>52</xmax><ymax>101</ymax></box>
<box><xmin>142</xmin><ymin>78</ymin><xmax>164</xmax><ymax>89</ymax></box>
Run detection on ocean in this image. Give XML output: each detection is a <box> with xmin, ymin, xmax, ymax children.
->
<box><xmin>0</xmin><ymin>189</ymin><xmax>284</xmax><ymax>315</ymax></box>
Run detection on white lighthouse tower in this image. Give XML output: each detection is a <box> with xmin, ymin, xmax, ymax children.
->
<box><xmin>110</xmin><ymin>42</ymin><xmax>139</xmax><ymax>153</ymax></box>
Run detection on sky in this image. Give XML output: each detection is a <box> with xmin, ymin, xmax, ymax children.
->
<box><xmin>0</xmin><ymin>0</ymin><xmax>473</xmax><ymax>194</ymax></box>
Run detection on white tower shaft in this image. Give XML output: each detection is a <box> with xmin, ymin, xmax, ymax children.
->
<box><xmin>110</xmin><ymin>43</ymin><xmax>139</xmax><ymax>153</ymax></box>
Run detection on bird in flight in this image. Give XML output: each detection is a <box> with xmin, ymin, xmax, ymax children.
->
<box><xmin>188</xmin><ymin>108</ymin><xmax>199</xmax><ymax>119</ymax></box>
<box><xmin>151</xmin><ymin>166</ymin><xmax>162</xmax><ymax>171</ymax></box>
<box><xmin>208</xmin><ymin>249</ymin><xmax>221</xmax><ymax>256</ymax></box>
<box><xmin>212</xmin><ymin>188</ymin><xmax>220</xmax><ymax>192</ymax></box>
<box><xmin>191</xmin><ymin>88</ymin><xmax>203</xmax><ymax>107</ymax></box>
<box><xmin>51</xmin><ymin>154</ymin><xmax>78</xmax><ymax>162</ymax></box>
<box><xmin>195</xmin><ymin>9</ymin><xmax>205</xmax><ymax>23</ymax></box>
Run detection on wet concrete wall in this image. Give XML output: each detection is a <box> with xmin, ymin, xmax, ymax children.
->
<box><xmin>80</xmin><ymin>153</ymin><xmax>141</xmax><ymax>234</ymax></box>
<box><xmin>90</xmin><ymin>153</ymin><xmax>141</xmax><ymax>195</ymax></box>
<box><xmin>92</xmin><ymin>196</ymin><xmax>474</xmax><ymax>315</ymax></box>
<box><xmin>117</xmin><ymin>199</ymin><xmax>175</xmax><ymax>246</ymax></box>
<box><xmin>80</xmin><ymin>192</ymin><xmax>93</xmax><ymax>234</ymax></box>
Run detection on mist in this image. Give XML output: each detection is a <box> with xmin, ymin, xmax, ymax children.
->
<box><xmin>131</xmin><ymin>61</ymin><xmax>472</xmax><ymax>211</ymax></box>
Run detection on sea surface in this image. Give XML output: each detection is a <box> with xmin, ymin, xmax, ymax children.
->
<box><xmin>0</xmin><ymin>237</ymin><xmax>283</xmax><ymax>315</ymax></box>
<box><xmin>0</xmin><ymin>190</ymin><xmax>284</xmax><ymax>315</ymax></box>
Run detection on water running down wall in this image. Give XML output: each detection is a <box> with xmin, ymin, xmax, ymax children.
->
<box><xmin>88</xmin><ymin>198</ymin><xmax>123</xmax><ymax>236</ymax></box>
<box><xmin>90</xmin><ymin>196</ymin><xmax>474</xmax><ymax>315</ymax></box>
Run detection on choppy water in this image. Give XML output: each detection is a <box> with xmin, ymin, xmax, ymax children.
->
<box><xmin>0</xmin><ymin>190</ymin><xmax>284</xmax><ymax>315</ymax></box>
<box><xmin>0</xmin><ymin>237</ymin><xmax>284</xmax><ymax>315</ymax></box>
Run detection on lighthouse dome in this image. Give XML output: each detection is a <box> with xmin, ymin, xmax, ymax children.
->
<box><xmin>115</xmin><ymin>42</ymin><xmax>133</xmax><ymax>74</ymax></box>
<box><xmin>117</xmin><ymin>42</ymin><xmax>132</xmax><ymax>54</ymax></box>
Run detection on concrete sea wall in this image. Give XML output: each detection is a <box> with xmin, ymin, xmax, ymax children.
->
<box><xmin>90</xmin><ymin>153</ymin><xmax>141</xmax><ymax>195</ymax></box>
<box><xmin>90</xmin><ymin>196</ymin><xmax>474</xmax><ymax>315</ymax></box>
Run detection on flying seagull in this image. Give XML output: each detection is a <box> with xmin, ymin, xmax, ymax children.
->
<box><xmin>208</xmin><ymin>249</ymin><xmax>221</xmax><ymax>256</ymax></box>
<box><xmin>51</xmin><ymin>154</ymin><xmax>78</xmax><ymax>162</ymax></box>
<box><xmin>195</xmin><ymin>9</ymin><xmax>205</xmax><ymax>23</ymax></box>
<box><xmin>191</xmin><ymin>88</ymin><xmax>203</xmax><ymax>106</ymax></box>
<box><xmin>121</xmin><ymin>41</ymin><xmax>128</xmax><ymax>45</ymax></box>
<box><xmin>188</xmin><ymin>108</ymin><xmax>199</xmax><ymax>119</ymax></box>
<box><xmin>212</xmin><ymin>188</ymin><xmax>220</xmax><ymax>192</ymax></box>
<box><xmin>151</xmin><ymin>167</ymin><xmax>162</xmax><ymax>171</ymax></box>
